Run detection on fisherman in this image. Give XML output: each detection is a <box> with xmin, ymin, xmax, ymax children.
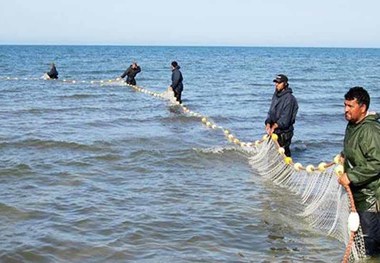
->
<box><xmin>120</xmin><ymin>62</ymin><xmax>141</xmax><ymax>85</ymax></box>
<box><xmin>338</xmin><ymin>86</ymin><xmax>380</xmax><ymax>256</ymax></box>
<box><xmin>168</xmin><ymin>61</ymin><xmax>184</xmax><ymax>104</ymax></box>
<box><xmin>46</xmin><ymin>63</ymin><xmax>58</xmax><ymax>79</ymax></box>
<box><xmin>265</xmin><ymin>74</ymin><xmax>298</xmax><ymax>157</ymax></box>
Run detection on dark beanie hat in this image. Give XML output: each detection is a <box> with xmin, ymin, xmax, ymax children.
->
<box><xmin>171</xmin><ymin>61</ymin><xmax>178</xmax><ymax>67</ymax></box>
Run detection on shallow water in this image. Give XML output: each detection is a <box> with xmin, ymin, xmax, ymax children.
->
<box><xmin>0</xmin><ymin>45</ymin><xmax>379</xmax><ymax>262</ymax></box>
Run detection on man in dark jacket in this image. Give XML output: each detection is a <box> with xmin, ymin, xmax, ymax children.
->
<box><xmin>121</xmin><ymin>62</ymin><xmax>141</xmax><ymax>85</ymax></box>
<box><xmin>265</xmin><ymin>74</ymin><xmax>298</xmax><ymax>157</ymax></box>
<box><xmin>338</xmin><ymin>87</ymin><xmax>380</xmax><ymax>256</ymax></box>
<box><xmin>46</xmin><ymin>63</ymin><xmax>58</xmax><ymax>79</ymax></box>
<box><xmin>169</xmin><ymin>61</ymin><xmax>183</xmax><ymax>104</ymax></box>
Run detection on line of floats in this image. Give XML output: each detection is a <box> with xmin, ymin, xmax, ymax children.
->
<box><xmin>1</xmin><ymin>75</ymin><xmax>345</xmax><ymax>176</ymax></box>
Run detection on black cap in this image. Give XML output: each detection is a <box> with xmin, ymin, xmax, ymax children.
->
<box><xmin>273</xmin><ymin>74</ymin><xmax>288</xmax><ymax>83</ymax></box>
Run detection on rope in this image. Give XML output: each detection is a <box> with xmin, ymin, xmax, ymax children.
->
<box><xmin>0</xmin><ymin>76</ymin><xmax>123</xmax><ymax>85</ymax></box>
<box><xmin>341</xmin><ymin>184</ymin><xmax>358</xmax><ymax>263</ymax></box>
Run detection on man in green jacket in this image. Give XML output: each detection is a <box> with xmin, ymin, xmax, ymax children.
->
<box><xmin>338</xmin><ymin>86</ymin><xmax>380</xmax><ymax>256</ymax></box>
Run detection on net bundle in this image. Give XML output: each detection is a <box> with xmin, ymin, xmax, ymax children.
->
<box><xmin>246</xmin><ymin>138</ymin><xmax>367</xmax><ymax>262</ymax></box>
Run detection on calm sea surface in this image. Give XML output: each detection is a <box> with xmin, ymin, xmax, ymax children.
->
<box><xmin>0</xmin><ymin>46</ymin><xmax>379</xmax><ymax>262</ymax></box>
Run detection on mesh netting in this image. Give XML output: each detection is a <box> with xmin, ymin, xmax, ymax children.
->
<box><xmin>245</xmin><ymin>139</ymin><xmax>366</xmax><ymax>262</ymax></box>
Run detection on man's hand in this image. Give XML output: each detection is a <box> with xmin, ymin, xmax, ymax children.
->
<box><xmin>265</xmin><ymin>124</ymin><xmax>272</xmax><ymax>135</ymax></box>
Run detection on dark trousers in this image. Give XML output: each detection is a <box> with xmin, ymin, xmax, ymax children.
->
<box><xmin>359</xmin><ymin>211</ymin><xmax>380</xmax><ymax>256</ymax></box>
<box><xmin>126</xmin><ymin>77</ymin><xmax>136</xmax><ymax>85</ymax></box>
<box><xmin>47</xmin><ymin>73</ymin><xmax>58</xmax><ymax>79</ymax></box>
<box><xmin>277</xmin><ymin>131</ymin><xmax>293</xmax><ymax>157</ymax></box>
<box><xmin>173</xmin><ymin>89</ymin><xmax>182</xmax><ymax>104</ymax></box>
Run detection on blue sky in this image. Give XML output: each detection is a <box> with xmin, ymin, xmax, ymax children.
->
<box><xmin>1</xmin><ymin>0</ymin><xmax>379</xmax><ymax>47</ymax></box>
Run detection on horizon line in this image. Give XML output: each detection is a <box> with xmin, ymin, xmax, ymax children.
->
<box><xmin>0</xmin><ymin>43</ymin><xmax>379</xmax><ymax>49</ymax></box>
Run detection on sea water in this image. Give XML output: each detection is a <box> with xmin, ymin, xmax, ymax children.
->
<box><xmin>0</xmin><ymin>45</ymin><xmax>379</xmax><ymax>262</ymax></box>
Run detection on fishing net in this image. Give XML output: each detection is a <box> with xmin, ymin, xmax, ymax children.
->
<box><xmin>122</xmin><ymin>81</ymin><xmax>368</xmax><ymax>262</ymax></box>
<box><xmin>246</xmin><ymin>139</ymin><xmax>367</xmax><ymax>262</ymax></box>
